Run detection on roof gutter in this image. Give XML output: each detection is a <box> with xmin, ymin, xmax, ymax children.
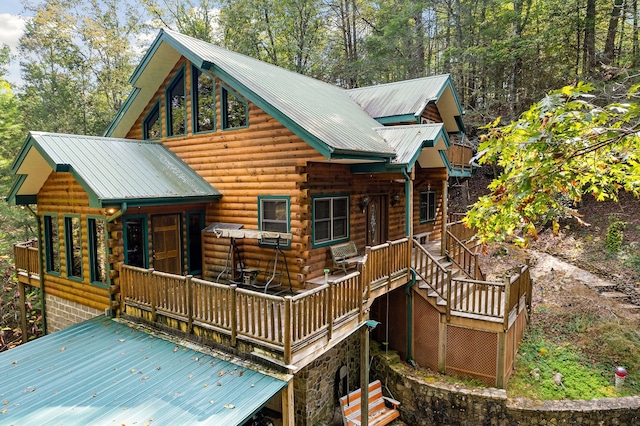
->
<box><xmin>106</xmin><ymin>202</ymin><xmax>127</xmax><ymax>223</ymax></box>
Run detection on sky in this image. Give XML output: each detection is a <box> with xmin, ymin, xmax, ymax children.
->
<box><xmin>0</xmin><ymin>0</ymin><xmax>31</xmax><ymax>86</ymax></box>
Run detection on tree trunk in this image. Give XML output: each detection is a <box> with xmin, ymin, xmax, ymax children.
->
<box><xmin>603</xmin><ymin>0</ymin><xmax>624</xmax><ymax>64</ymax></box>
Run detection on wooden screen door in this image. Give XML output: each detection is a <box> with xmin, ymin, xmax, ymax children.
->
<box><xmin>152</xmin><ymin>214</ymin><xmax>182</xmax><ymax>274</ymax></box>
<box><xmin>365</xmin><ymin>195</ymin><xmax>388</xmax><ymax>246</ymax></box>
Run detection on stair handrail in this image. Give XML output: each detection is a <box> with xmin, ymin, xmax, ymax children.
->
<box><xmin>445</xmin><ymin>222</ymin><xmax>485</xmax><ymax>281</ymax></box>
<box><xmin>411</xmin><ymin>238</ymin><xmax>449</xmax><ymax>304</ymax></box>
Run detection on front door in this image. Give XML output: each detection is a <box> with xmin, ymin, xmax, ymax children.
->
<box><xmin>365</xmin><ymin>195</ymin><xmax>388</xmax><ymax>246</ymax></box>
<box><xmin>152</xmin><ymin>214</ymin><xmax>182</xmax><ymax>274</ymax></box>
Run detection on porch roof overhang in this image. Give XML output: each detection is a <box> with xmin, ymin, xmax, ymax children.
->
<box><xmin>7</xmin><ymin>132</ymin><xmax>221</xmax><ymax>208</ymax></box>
<box><xmin>0</xmin><ymin>316</ymin><xmax>288</xmax><ymax>425</ymax></box>
<box><xmin>350</xmin><ymin>124</ymin><xmax>451</xmax><ymax>174</ymax></box>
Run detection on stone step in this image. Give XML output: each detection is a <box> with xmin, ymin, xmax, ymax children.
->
<box><xmin>599</xmin><ymin>291</ymin><xmax>629</xmax><ymax>300</ymax></box>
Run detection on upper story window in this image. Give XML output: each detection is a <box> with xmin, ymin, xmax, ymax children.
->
<box><xmin>43</xmin><ymin>213</ymin><xmax>60</xmax><ymax>274</ymax></box>
<box><xmin>143</xmin><ymin>101</ymin><xmax>161</xmax><ymax>140</ymax></box>
<box><xmin>313</xmin><ymin>195</ymin><xmax>349</xmax><ymax>247</ymax></box>
<box><xmin>167</xmin><ymin>67</ymin><xmax>186</xmax><ymax>137</ymax></box>
<box><xmin>420</xmin><ymin>190</ymin><xmax>437</xmax><ymax>223</ymax></box>
<box><xmin>192</xmin><ymin>66</ymin><xmax>215</xmax><ymax>133</ymax></box>
<box><xmin>88</xmin><ymin>217</ymin><xmax>107</xmax><ymax>286</ymax></box>
<box><xmin>222</xmin><ymin>86</ymin><xmax>248</xmax><ymax>129</ymax></box>
<box><xmin>64</xmin><ymin>215</ymin><xmax>83</xmax><ymax>280</ymax></box>
<box><xmin>259</xmin><ymin>196</ymin><xmax>289</xmax><ymax>246</ymax></box>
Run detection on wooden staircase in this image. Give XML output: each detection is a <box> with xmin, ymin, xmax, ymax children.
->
<box><xmin>413</xmin><ymin>240</ymin><xmax>464</xmax><ymax>314</ymax></box>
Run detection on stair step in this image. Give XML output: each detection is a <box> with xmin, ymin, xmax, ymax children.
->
<box><xmin>599</xmin><ymin>291</ymin><xmax>629</xmax><ymax>299</ymax></box>
<box><xmin>618</xmin><ymin>303</ymin><xmax>640</xmax><ymax>310</ymax></box>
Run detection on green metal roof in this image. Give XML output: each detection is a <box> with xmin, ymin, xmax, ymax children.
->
<box><xmin>8</xmin><ymin>132</ymin><xmax>221</xmax><ymax>207</ymax></box>
<box><xmin>0</xmin><ymin>316</ymin><xmax>287</xmax><ymax>425</ymax></box>
<box><xmin>107</xmin><ymin>29</ymin><xmax>396</xmax><ymax>161</ymax></box>
<box><xmin>346</xmin><ymin>76</ymin><xmax>464</xmax><ymax>132</ymax></box>
<box><xmin>376</xmin><ymin>124</ymin><xmax>450</xmax><ymax>167</ymax></box>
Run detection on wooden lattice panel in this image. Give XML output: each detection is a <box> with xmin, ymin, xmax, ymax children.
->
<box><xmin>446</xmin><ymin>326</ymin><xmax>497</xmax><ymax>386</ymax></box>
<box><xmin>412</xmin><ymin>293</ymin><xmax>440</xmax><ymax>371</ymax></box>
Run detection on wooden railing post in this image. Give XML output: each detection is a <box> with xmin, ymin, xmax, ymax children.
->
<box><xmin>364</xmin><ymin>246</ymin><xmax>372</xmax><ymax>300</ymax></box>
<box><xmin>446</xmin><ymin>270</ymin><xmax>452</xmax><ymax>322</ymax></box>
<box><xmin>230</xmin><ymin>284</ymin><xmax>237</xmax><ymax>347</ymax></box>
<box><xmin>284</xmin><ymin>296</ymin><xmax>292</xmax><ymax>365</ymax></box>
<box><xmin>503</xmin><ymin>275</ymin><xmax>510</xmax><ymax>331</ymax></box>
<box><xmin>327</xmin><ymin>280</ymin><xmax>334</xmax><ymax>340</ymax></box>
<box><xmin>148</xmin><ymin>269</ymin><xmax>156</xmax><ymax>322</ymax></box>
<box><xmin>186</xmin><ymin>275</ymin><xmax>193</xmax><ymax>333</ymax></box>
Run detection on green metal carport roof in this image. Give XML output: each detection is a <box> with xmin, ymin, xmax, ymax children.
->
<box><xmin>0</xmin><ymin>316</ymin><xmax>287</xmax><ymax>425</ymax></box>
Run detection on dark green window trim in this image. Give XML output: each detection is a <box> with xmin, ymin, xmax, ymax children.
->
<box><xmin>192</xmin><ymin>65</ymin><xmax>215</xmax><ymax>134</ymax></box>
<box><xmin>43</xmin><ymin>213</ymin><xmax>60</xmax><ymax>275</ymax></box>
<box><xmin>312</xmin><ymin>194</ymin><xmax>350</xmax><ymax>248</ymax></box>
<box><xmin>258</xmin><ymin>196</ymin><xmax>290</xmax><ymax>248</ymax></box>
<box><xmin>123</xmin><ymin>215</ymin><xmax>148</xmax><ymax>268</ymax></box>
<box><xmin>64</xmin><ymin>215</ymin><xmax>83</xmax><ymax>281</ymax></box>
<box><xmin>88</xmin><ymin>216</ymin><xmax>108</xmax><ymax>288</ymax></box>
<box><xmin>186</xmin><ymin>210</ymin><xmax>205</xmax><ymax>275</ymax></box>
<box><xmin>143</xmin><ymin>100</ymin><xmax>162</xmax><ymax>140</ymax></box>
<box><xmin>221</xmin><ymin>85</ymin><xmax>248</xmax><ymax>130</ymax></box>
<box><xmin>166</xmin><ymin>65</ymin><xmax>186</xmax><ymax>137</ymax></box>
<box><xmin>419</xmin><ymin>190</ymin><xmax>437</xmax><ymax>223</ymax></box>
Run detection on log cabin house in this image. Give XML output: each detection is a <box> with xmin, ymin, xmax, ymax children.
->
<box><xmin>9</xmin><ymin>29</ymin><xmax>532</xmax><ymax>425</ymax></box>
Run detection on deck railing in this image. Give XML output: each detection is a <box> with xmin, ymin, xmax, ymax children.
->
<box><xmin>121</xmin><ymin>264</ymin><xmax>366</xmax><ymax>365</ymax></box>
<box><xmin>13</xmin><ymin>240</ymin><xmax>40</xmax><ymax>280</ymax></box>
<box><xmin>445</xmin><ymin>220</ymin><xmax>485</xmax><ymax>280</ymax></box>
<box><xmin>413</xmin><ymin>239</ymin><xmax>531</xmax><ymax>326</ymax></box>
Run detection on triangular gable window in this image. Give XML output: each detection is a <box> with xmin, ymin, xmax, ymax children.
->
<box><xmin>143</xmin><ymin>101</ymin><xmax>161</xmax><ymax>140</ymax></box>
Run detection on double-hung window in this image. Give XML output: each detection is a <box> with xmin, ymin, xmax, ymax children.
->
<box><xmin>313</xmin><ymin>195</ymin><xmax>349</xmax><ymax>246</ymax></box>
<box><xmin>259</xmin><ymin>196</ymin><xmax>289</xmax><ymax>246</ymax></box>
<box><xmin>420</xmin><ymin>190</ymin><xmax>437</xmax><ymax>223</ymax></box>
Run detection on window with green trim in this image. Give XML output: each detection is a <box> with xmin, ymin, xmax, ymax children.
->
<box><xmin>222</xmin><ymin>86</ymin><xmax>247</xmax><ymax>129</ymax></box>
<box><xmin>43</xmin><ymin>214</ymin><xmax>60</xmax><ymax>273</ymax></box>
<box><xmin>88</xmin><ymin>217</ymin><xmax>107</xmax><ymax>285</ymax></box>
<box><xmin>124</xmin><ymin>216</ymin><xmax>148</xmax><ymax>268</ymax></box>
<box><xmin>192</xmin><ymin>66</ymin><xmax>215</xmax><ymax>133</ymax></box>
<box><xmin>64</xmin><ymin>216</ymin><xmax>82</xmax><ymax>279</ymax></box>
<box><xmin>419</xmin><ymin>190</ymin><xmax>437</xmax><ymax>223</ymax></box>
<box><xmin>143</xmin><ymin>101</ymin><xmax>161</xmax><ymax>140</ymax></box>
<box><xmin>167</xmin><ymin>68</ymin><xmax>186</xmax><ymax>137</ymax></box>
<box><xmin>313</xmin><ymin>195</ymin><xmax>349</xmax><ymax>246</ymax></box>
<box><xmin>259</xmin><ymin>196</ymin><xmax>289</xmax><ymax>246</ymax></box>
<box><xmin>187</xmin><ymin>211</ymin><xmax>204</xmax><ymax>274</ymax></box>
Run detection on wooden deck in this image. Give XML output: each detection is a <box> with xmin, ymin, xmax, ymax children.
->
<box><xmin>14</xmin><ymin>234</ymin><xmax>532</xmax><ymax>370</ymax></box>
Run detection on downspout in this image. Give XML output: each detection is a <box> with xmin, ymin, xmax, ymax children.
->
<box><xmin>106</xmin><ymin>203</ymin><xmax>127</xmax><ymax>317</ymax></box>
<box><xmin>26</xmin><ymin>205</ymin><xmax>47</xmax><ymax>335</ymax></box>
<box><xmin>402</xmin><ymin>168</ymin><xmax>417</xmax><ymax>366</ymax></box>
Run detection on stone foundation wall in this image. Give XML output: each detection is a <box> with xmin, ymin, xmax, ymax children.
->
<box><xmin>294</xmin><ymin>333</ymin><xmax>361</xmax><ymax>425</ymax></box>
<box><xmin>45</xmin><ymin>294</ymin><xmax>102</xmax><ymax>333</ymax></box>
<box><xmin>371</xmin><ymin>347</ymin><xmax>640</xmax><ymax>426</ymax></box>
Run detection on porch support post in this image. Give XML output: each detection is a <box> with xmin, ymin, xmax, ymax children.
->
<box><xmin>402</xmin><ymin>167</ymin><xmax>414</xmax><ymax>238</ymax></box>
<box><xmin>441</xmin><ymin>179</ymin><xmax>448</xmax><ymax>257</ymax></box>
<box><xmin>19</xmin><ymin>281</ymin><xmax>27</xmax><ymax>344</ymax></box>
<box><xmin>360</xmin><ymin>324</ymin><xmax>370</xmax><ymax>426</ymax></box>
<box><xmin>281</xmin><ymin>379</ymin><xmax>295</xmax><ymax>426</ymax></box>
